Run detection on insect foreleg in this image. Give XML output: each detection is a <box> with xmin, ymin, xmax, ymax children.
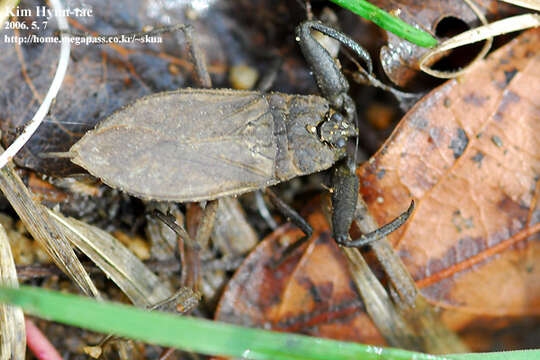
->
<box><xmin>296</xmin><ymin>20</ymin><xmax>371</xmax><ymax>245</ymax></box>
<box><xmin>331</xmin><ymin>160</ymin><xmax>359</xmax><ymax>244</ymax></box>
<box><xmin>295</xmin><ymin>20</ymin><xmax>372</xmax><ymax>112</ymax></box>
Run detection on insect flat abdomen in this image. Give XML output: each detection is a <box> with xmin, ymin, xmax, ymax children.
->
<box><xmin>268</xmin><ymin>94</ymin><xmax>342</xmax><ymax>181</ymax></box>
<box><xmin>71</xmin><ymin>89</ymin><xmax>281</xmax><ymax>201</ymax></box>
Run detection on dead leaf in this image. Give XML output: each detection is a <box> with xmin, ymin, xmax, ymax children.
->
<box><xmin>216</xmin><ymin>197</ymin><xmax>467</xmax><ymax>353</ymax></box>
<box><xmin>357</xmin><ymin>28</ymin><xmax>540</xmax><ymax>331</ymax></box>
<box><xmin>366</xmin><ymin>0</ymin><xmax>523</xmax><ymax>87</ymax></box>
<box><xmin>212</xmin><ymin>197</ymin><xmax>258</xmax><ymax>257</ymax></box>
<box><xmin>215</xmin><ymin>208</ymin><xmax>385</xmax><ymax>346</ymax></box>
<box><xmin>27</xmin><ymin>172</ymin><xmax>69</xmax><ymax>203</ymax></box>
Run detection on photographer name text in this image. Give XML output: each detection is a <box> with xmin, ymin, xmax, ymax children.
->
<box><xmin>8</xmin><ymin>5</ymin><xmax>93</xmax><ymax>19</ymax></box>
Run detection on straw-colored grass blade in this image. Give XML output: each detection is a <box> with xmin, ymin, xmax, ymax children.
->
<box><xmin>0</xmin><ymin>223</ymin><xmax>25</xmax><ymax>360</ymax></box>
<box><xmin>0</xmin><ymin>161</ymin><xmax>99</xmax><ymax>297</ymax></box>
<box><xmin>48</xmin><ymin>210</ymin><xmax>172</xmax><ymax>306</ymax></box>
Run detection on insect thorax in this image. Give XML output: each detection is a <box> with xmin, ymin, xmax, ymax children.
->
<box><xmin>267</xmin><ymin>93</ymin><xmax>347</xmax><ymax>180</ymax></box>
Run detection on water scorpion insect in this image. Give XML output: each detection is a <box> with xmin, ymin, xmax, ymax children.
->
<box><xmin>70</xmin><ymin>88</ymin><xmax>355</xmax><ymax>200</ymax></box>
<box><xmin>67</xmin><ymin>21</ymin><xmax>412</xmax><ymax>246</ymax></box>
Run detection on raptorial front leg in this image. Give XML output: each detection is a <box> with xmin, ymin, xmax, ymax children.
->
<box><xmin>331</xmin><ymin>160</ymin><xmax>359</xmax><ymax>244</ymax></box>
<box><xmin>295</xmin><ymin>20</ymin><xmax>369</xmax><ymax>245</ymax></box>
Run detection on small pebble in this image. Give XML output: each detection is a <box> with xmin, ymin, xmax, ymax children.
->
<box><xmin>229</xmin><ymin>65</ymin><xmax>259</xmax><ymax>90</ymax></box>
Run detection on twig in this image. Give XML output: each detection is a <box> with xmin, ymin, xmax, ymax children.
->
<box><xmin>499</xmin><ymin>0</ymin><xmax>540</xmax><ymax>11</ymax></box>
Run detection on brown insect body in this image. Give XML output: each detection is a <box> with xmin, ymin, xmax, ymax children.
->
<box><xmin>71</xmin><ymin>88</ymin><xmax>346</xmax><ymax>201</ymax></box>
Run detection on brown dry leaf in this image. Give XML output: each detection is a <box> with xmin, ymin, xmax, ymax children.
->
<box><xmin>357</xmin><ymin>28</ymin><xmax>540</xmax><ymax>331</ymax></box>
<box><xmin>204</xmin><ymin>197</ymin><xmax>258</xmax><ymax>301</ymax></box>
<box><xmin>215</xmin><ymin>201</ymin><xmax>465</xmax><ymax>352</ymax></box>
<box><xmin>215</xmin><ymin>208</ymin><xmax>385</xmax><ymax>345</ymax></box>
<box><xmin>27</xmin><ymin>172</ymin><xmax>69</xmax><ymax>203</ymax></box>
<box><xmin>368</xmin><ymin>0</ymin><xmax>522</xmax><ymax>87</ymax></box>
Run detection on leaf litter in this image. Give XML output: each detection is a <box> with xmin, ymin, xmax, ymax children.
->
<box><xmin>0</xmin><ymin>0</ymin><xmax>538</xmax><ymax>358</ymax></box>
<box><xmin>366</xmin><ymin>0</ymin><xmax>526</xmax><ymax>87</ymax></box>
<box><xmin>216</xmin><ymin>27</ymin><xmax>540</xmax><ymax>352</ymax></box>
<box><xmin>358</xmin><ymin>27</ymin><xmax>539</xmax><ymax>321</ymax></box>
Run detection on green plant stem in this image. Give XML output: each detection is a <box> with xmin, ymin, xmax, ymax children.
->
<box><xmin>0</xmin><ymin>286</ymin><xmax>537</xmax><ymax>360</ymax></box>
<box><xmin>329</xmin><ymin>0</ymin><xmax>438</xmax><ymax>47</ymax></box>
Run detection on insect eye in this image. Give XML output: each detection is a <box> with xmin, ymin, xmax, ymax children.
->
<box><xmin>331</xmin><ymin>113</ymin><xmax>344</xmax><ymax>123</ymax></box>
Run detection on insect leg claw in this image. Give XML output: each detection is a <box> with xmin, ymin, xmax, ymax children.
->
<box><xmin>338</xmin><ymin>200</ymin><xmax>415</xmax><ymax>248</ymax></box>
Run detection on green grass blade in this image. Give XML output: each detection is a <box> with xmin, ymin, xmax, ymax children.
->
<box><xmin>329</xmin><ymin>0</ymin><xmax>438</xmax><ymax>47</ymax></box>
<box><xmin>0</xmin><ymin>286</ymin><xmax>441</xmax><ymax>360</ymax></box>
<box><xmin>0</xmin><ymin>286</ymin><xmax>537</xmax><ymax>360</ymax></box>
